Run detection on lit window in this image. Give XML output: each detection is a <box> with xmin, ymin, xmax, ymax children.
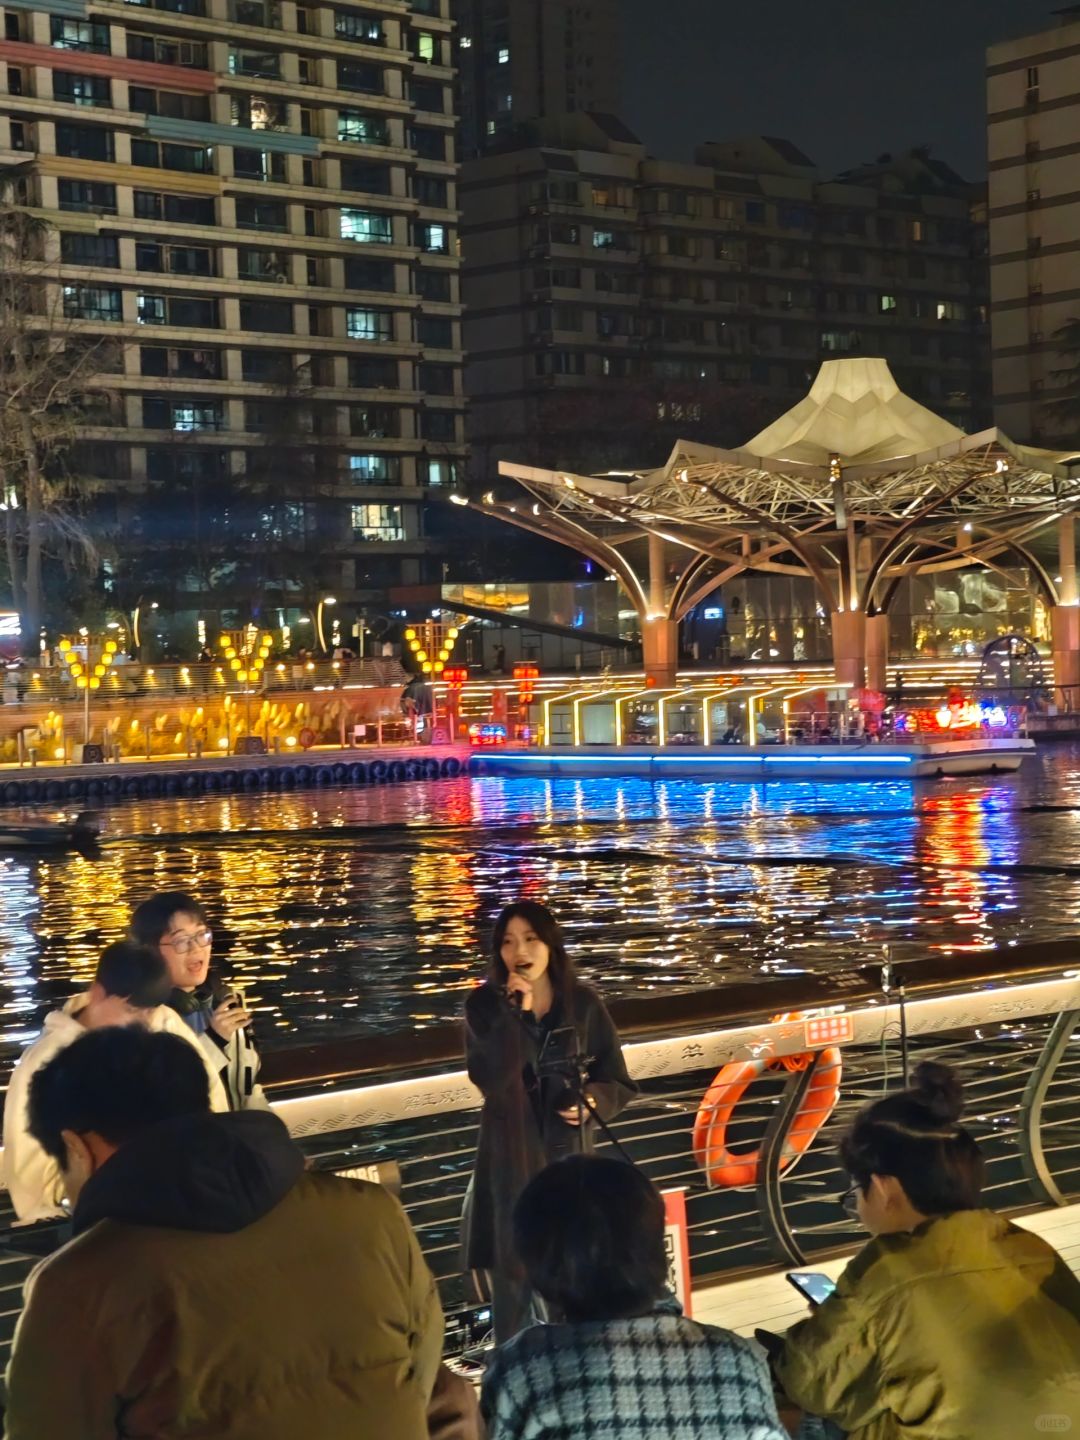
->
<box><xmin>341</xmin><ymin>208</ymin><xmax>393</xmax><ymax>244</ymax></box>
<box><xmin>459</xmin><ymin>35</ymin><xmax>472</xmax><ymax>48</ymax></box>
<box><xmin>351</xmin><ymin>502</ymin><xmax>404</xmax><ymax>541</ymax></box>
<box><xmin>346</xmin><ymin>307</ymin><xmax>393</xmax><ymax>341</ymax></box>
<box><xmin>498</xmin><ymin>46</ymin><xmax>509</xmax><ymax>63</ymax></box>
<box><xmin>879</xmin><ymin>295</ymin><xmax>897</xmax><ymax>313</ymax></box>
<box><xmin>348</xmin><ymin>454</ymin><xmax>399</xmax><ymax>482</ymax></box>
<box><xmin>486</xmin><ymin>120</ymin><xmax>496</xmax><ymax>135</ymax></box>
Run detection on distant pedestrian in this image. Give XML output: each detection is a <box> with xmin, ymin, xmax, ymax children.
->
<box><xmin>493</xmin><ymin>645</ymin><xmax>506</xmax><ymax>674</ymax></box>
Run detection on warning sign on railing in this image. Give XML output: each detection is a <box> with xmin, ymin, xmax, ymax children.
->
<box><xmin>805</xmin><ymin>1013</ymin><xmax>854</xmax><ymax>1047</ymax></box>
<box><xmin>662</xmin><ymin>1188</ymin><xmax>692</xmax><ymax>1317</ymax></box>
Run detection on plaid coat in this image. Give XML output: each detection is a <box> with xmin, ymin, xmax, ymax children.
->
<box><xmin>481</xmin><ymin>1299</ymin><xmax>789</xmax><ymax>1440</ymax></box>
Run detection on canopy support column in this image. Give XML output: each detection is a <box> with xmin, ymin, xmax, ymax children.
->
<box><xmin>831</xmin><ymin>609</ymin><xmax>866</xmax><ymax>690</ymax></box>
<box><xmin>865</xmin><ymin>614</ymin><xmax>889</xmax><ymax>695</ymax></box>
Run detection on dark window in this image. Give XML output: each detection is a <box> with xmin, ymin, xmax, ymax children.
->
<box><xmin>340</xmin><ymin>158</ymin><xmax>392</xmax><ymax>194</ymax></box>
<box><xmin>127</xmin><ymin>32</ymin><xmax>208</xmax><ymax>66</ymax></box>
<box><xmin>414</xmin><ymin>175</ymin><xmax>448</xmax><ymax>207</ymax></box>
<box><xmin>418</xmin><ymin>362</ymin><xmax>455</xmax><ymax>395</ymax></box>
<box><xmin>53</xmin><ymin>71</ymin><xmax>112</xmax><ymax>106</ymax></box>
<box><xmin>60</xmin><ymin>233</ymin><xmax>119</xmax><ymax>267</ymax></box>
<box><xmin>171</xmin><ymin>296</ymin><xmax>217</xmax><ymax>327</ymax></box>
<box><xmin>140</xmin><ymin>347</ymin><xmax>169</xmax><ymax>376</ymax></box>
<box><xmin>239</xmin><ymin>298</ymin><xmax>294</xmax><ymax>332</ymax></box>
<box><xmin>420</xmin><ymin>410</ymin><xmax>455</xmax><ymax>441</ymax></box>
<box><xmin>50</xmin><ymin>17</ymin><xmax>110</xmax><ymax>53</ymax></box>
<box><xmin>345</xmin><ymin>257</ymin><xmax>395</xmax><ymax>291</ymax></box>
<box><xmin>134</xmin><ymin>191</ymin><xmax>216</xmax><ymax>224</ymax></box>
<box><xmin>56</xmin><ymin>124</ymin><xmax>114</xmax><ymax>161</ymax></box>
<box><xmin>58</xmin><ymin>180</ymin><xmax>117</xmax><ymax>214</ymax></box>
<box><xmin>410</xmin><ymin>127</ymin><xmax>445</xmax><ymax>161</ymax></box>
<box><xmin>410</xmin><ymin>78</ymin><xmax>444</xmax><ymax>112</ymax></box>
<box><xmin>241</xmin><ymin>350</ymin><xmax>292</xmax><ymax>382</ymax></box>
<box><xmin>235</xmin><ymin>197</ymin><xmax>288</xmax><ymax>231</ymax></box>
<box><xmin>233</xmin><ymin>147</ymin><xmax>285</xmax><ymax>182</ymax></box>
<box><xmin>349</xmin><ymin>404</ymin><xmax>398</xmax><ymax>437</ymax></box>
<box><xmin>416</xmin><ymin>269</ymin><xmax>451</xmax><ymax>302</ymax></box>
<box><xmin>349</xmin><ymin>355</ymin><xmax>399</xmax><ymax>387</ymax></box>
<box><xmin>146</xmin><ymin>448</ymin><xmax>227</xmax><ymax>484</ymax></box>
<box><xmin>417</xmin><ymin>315</ymin><xmax>453</xmax><ymax>348</ymax></box>
<box><xmin>229</xmin><ymin>48</ymin><xmax>281</xmax><ymax>78</ymax></box>
<box><xmin>129</xmin><ymin>86</ymin><xmax>210</xmax><ymax>120</ymax></box>
<box><xmin>338</xmin><ymin>60</ymin><xmax>382</xmax><ymax>93</ymax></box>
<box><xmin>745</xmin><ymin>201</ymin><xmax>766</xmax><ymax>224</ymax></box>
<box><xmin>132</xmin><ymin>138</ymin><xmax>212</xmax><ymax>172</ymax></box>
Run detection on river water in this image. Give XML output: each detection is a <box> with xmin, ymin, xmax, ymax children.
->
<box><xmin>1</xmin><ymin>742</ymin><xmax>1079</xmax><ymax>1076</ymax></box>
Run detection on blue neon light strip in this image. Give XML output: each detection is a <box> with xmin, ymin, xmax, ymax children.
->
<box><xmin>486</xmin><ymin>752</ymin><xmax>917</xmax><ymax>766</ymax></box>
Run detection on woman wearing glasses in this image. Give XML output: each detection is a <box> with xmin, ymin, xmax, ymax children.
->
<box><xmin>130</xmin><ymin>891</ymin><xmax>267</xmax><ymax>1111</ymax></box>
<box><xmin>775</xmin><ymin>1061</ymin><xmax>1080</xmax><ymax>1439</ymax></box>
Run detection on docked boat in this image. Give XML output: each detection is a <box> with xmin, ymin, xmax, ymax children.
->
<box><xmin>0</xmin><ymin>812</ymin><xmax>101</xmax><ymax>851</ymax></box>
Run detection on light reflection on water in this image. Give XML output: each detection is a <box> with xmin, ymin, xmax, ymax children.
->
<box><xmin>2</xmin><ymin>743</ymin><xmax>1080</xmax><ymax>1075</ymax></box>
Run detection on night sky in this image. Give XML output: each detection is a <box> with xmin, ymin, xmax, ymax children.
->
<box><xmin>621</xmin><ymin>0</ymin><xmax>1050</xmax><ymax>180</ymax></box>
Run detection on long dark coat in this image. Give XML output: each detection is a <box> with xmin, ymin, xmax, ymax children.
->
<box><xmin>462</xmin><ymin>980</ymin><xmax>637</xmax><ymax>1275</ymax></box>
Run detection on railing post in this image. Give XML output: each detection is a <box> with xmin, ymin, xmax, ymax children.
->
<box><xmin>755</xmin><ymin>1055</ymin><xmax>826</xmax><ymax>1267</ymax></box>
<box><xmin>1018</xmin><ymin>1008</ymin><xmax>1080</xmax><ymax>1208</ymax></box>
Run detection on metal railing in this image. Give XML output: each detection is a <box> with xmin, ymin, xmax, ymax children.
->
<box><xmin>0</xmin><ymin>947</ymin><xmax>1076</xmax><ymax>1365</ymax></box>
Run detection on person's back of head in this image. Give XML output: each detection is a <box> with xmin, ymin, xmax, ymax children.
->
<box><xmin>513</xmin><ymin>1155</ymin><xmax>667</xmax><ymax>1323</ymax></box>
<box><xmin>28</xmin><ymin>1026</ymin><xmax>211</xmax><ymax>1207</ymax></box>
<box><xmin>841</xmin><ymin>1060</ymin><xmax>984</xmax><ymax>1223</ymax></box>
<box><xmin>93</xmin><ymin>940</ymin><xmax>172</xmax><ymax>1010</ymax></box>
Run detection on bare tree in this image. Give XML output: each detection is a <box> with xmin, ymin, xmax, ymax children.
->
<box><xmin>0</xmin><ymin>177</ymin><xmax>110</xmax><ymax>647</ymax></box>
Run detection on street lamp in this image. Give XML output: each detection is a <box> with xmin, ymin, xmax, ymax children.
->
<box><xmin>316</xmin><ymin>596</ymin><xmax>337</xmax><ymax>654</ymax></box>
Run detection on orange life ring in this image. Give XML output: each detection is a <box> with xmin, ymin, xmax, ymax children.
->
<box><xmin>692</xmin><ymin>1023</ymin><xmax>843</xmax><ymax>1188</ymax></box>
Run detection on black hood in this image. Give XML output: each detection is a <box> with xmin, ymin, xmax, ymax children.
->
<box><xmin>72</xmin><ymin>1110</ymin><xmax>305</xmax><ymax>1237</ymax></box>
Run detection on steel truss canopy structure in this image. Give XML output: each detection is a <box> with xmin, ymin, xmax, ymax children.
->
<box><xmin>479</xmin><ymin>359</ymin><xmax>1080</xmax><ymax>690</ymax></box>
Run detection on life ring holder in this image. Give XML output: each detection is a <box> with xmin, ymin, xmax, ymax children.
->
<box><xmin>692</xmin><ymin>1014</ymin><xmax>843</xmax><ymax>1189</ymax></box>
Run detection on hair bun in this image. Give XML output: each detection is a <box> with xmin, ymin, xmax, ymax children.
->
<box><xmin>910</xmin><ymin>1061</ymin><xmax>964</xmax><ymax>1123</ymax></box>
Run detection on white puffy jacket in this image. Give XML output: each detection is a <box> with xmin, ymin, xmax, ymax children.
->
<box><xmin>1</xmin><ymin>994</ymin><xmax>229</xmax><ymax>1223</ymax></box>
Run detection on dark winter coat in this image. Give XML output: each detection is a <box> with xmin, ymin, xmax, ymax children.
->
<box><xmin>462</xmin><ymin>980</ymin><xmax>637</xmax><ymax>1275</ymax></box>
<box><xmin>4</xmin><ymin>1110</ymin><xmax>443</xmax><ymax>1439</ymax></box>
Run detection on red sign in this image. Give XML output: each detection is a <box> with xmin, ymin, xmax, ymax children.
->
<box><xmin>662</xmin><ymin>1189</ymin><xmax>692</xmax><ymax>1316</ymax></box>
<box><xmin>444</xmin><ymin>666</ymin><xmax>468</xmax><ymax>687</ymax></box>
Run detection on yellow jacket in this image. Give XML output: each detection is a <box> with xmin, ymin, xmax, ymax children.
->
<box><xmin>777</xmin><ymin>1208</ymin><xmax>1080</xmax><ymax>1440</ymax></box>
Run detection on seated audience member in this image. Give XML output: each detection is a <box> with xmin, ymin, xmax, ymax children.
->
<box><xmin>481</xmin><ymin>1154</ymin><xmax>787</xmax><ymax>1440</ymax></box>
<box><xmin>5</xmin><ymin>1026</ymin><xmax>446</xmax><ymax>1440</ymax></box>
<box><xmin>130</xmin><ymin>890</ymin><xmax>267</xmax><ymax>1111</ymax></box>
<box><xmin>2</xmin><ymin>941</ymin><xmax>227</xmax><ymax>1224</ymax></box>
<box><xmin>777</xmin><ymin>1062</ymin><xmax>1080</xmax><ymax>1439</ymax></box>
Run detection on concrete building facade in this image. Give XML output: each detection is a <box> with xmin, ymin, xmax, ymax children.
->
<box><xmin>454</xmin><ymin>0</ymin><xmax>619</xmax><ymax>158</ymax></box>
<box><xmin>0</xmin><ymin>0</ymin><xmax>465</xmax><ymax>627</ymax></box>
<box><xmin>988</xmin><ymin>8</ymin><xmax>1080</xmax><ymax>444</ymax></box>
<box><xmin>461</xmin><ymin>119</ymin><xmax>990</xmax><ymax>481</ymax></box>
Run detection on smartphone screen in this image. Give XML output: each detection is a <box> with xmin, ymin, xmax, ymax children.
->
<box><xmin>786</xmin><ymin>1271</ymin><xmax>837</xmax><ymax>1307</ymax></box>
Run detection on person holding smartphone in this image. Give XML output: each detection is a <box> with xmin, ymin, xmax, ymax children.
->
<box><xmin>462</xmin><ymin>901</ymin><xmax>637</xmax><ymax>1344</ymax></box>
<box><xmin>774</xmin><ymin>1062</ymin><xmax>1080</xmax><ymax>1440</ymax></box>
<box><xmin>130</xmin><ymin>891</ymin><xmax>268</xmax><ymax>1112</ymax></box>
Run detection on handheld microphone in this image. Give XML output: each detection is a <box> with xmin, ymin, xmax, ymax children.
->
<box><xmin>505</xmin><ymin>985</ymin><xmax>524</xmax><ymax>1010</ymax></box>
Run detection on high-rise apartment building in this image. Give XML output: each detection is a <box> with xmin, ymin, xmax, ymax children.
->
<box><xmin>0</xmin><ymin>0</ymin><xmax>464</xmax><ymax>628</ymax></box>
<box><xmin>455</xmin><ymin>0</ymin><xmax>619</xmax><ymax>157</ymax></box>
<box><xmin>987</xmin><ymin>8</ymin><xmax>1080</xmax><ymax>444</ymax></box>
<box><xmin>461</xmin><ymin>117</ymin><xmax>990</xmax><ymax>476</ymax></box>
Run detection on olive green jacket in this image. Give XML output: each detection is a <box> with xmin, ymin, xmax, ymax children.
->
<box><xmin>777</xmin><ymin>1209</ymin><xmax>1080</xmax><ymax>1440</ymax></box>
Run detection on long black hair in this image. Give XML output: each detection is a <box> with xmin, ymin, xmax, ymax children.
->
<box><xmin>840</xmin><ymin>1061</ymin><xmax>984</xmax><ymax>1215</ymax></box>
<box><xmin>490</xmin><ymin>900</ymin><xmax>576</xmax><ymax>1008</ymax></box>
